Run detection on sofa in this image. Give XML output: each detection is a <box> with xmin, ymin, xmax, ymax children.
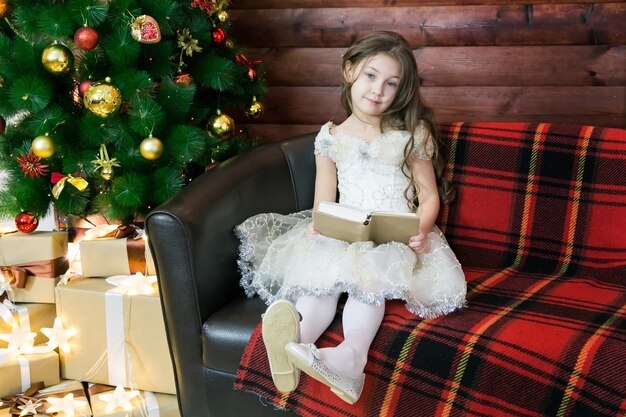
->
<box><xmin>145</xmin><ymin>122</ymin><xmax>626</xmax><ymax>417</ymax></box>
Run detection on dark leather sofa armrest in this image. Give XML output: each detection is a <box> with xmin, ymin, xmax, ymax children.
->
<box><xmin>145</xmin><ymin>133</ymin><xmax>315</xmax><ymax>403</ymax></box>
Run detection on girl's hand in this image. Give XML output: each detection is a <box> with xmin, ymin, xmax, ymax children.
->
<box><xmin>408</xmin><ymin>231</ymin><xmax>429</xmax><ymax>254</ymax></box>
<box><xmin>307</xmin><ymin>221</ymin><xmax>319</xmax><ymax>235</ymax></box>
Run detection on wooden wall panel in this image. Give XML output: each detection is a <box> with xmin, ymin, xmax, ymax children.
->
<box><xmin>249</xmin><ymin>46</ymin><xmax>626</xmax><ymax>87</ymax></box>
<box><xmin>233</xmin><ymin>0</ymin><xmax>621</xmax><ymax>8</ymax></box>
<box><xmin>230</xmin><ymin>2</ymin><xmax>626</xmax><ymax>142</ymax></box>
<box><xmin>230</xmin><ymin>5</ymin><xmax>626</xmax><ymax>48</ymax></box>
<box><xmin>256</xmin><ymin>86</ymin><xmax>625</xmax><ymax>126</ymax></box>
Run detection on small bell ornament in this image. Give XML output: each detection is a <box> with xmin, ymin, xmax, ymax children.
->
<box><xmin>92</xmin><ymin>144</ymin><xmax>120</xmax><ymax>180</ymax></box>
<box><xmin>207</xmin><ymin>110</ymin><xmax>235</xmax><ymax>141</ymax></box>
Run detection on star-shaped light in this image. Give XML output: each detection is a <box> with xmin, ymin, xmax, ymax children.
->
<box><xmin>118</xmin><ymin>272</ymin><xmax>157</xmax><ymax>295</ymax></box>
<box><xmin>99</xmin><ymin>385</ymin><xmax>140</xmax><ymax>412</ymax></box>
<box><xmin>45</xmin><ymin>393</ymin><xmax>88</xmax><ymax>416</ymax></box>
<box><xmin>18</xmin><ymin>399</ymin><xmax>42</xmax><ymax>416</ymax></box>
<box><xmin>0</xmin><ymin>324</ymin><xmax>36</xmax><ymax>352</ymax></box>
<box><xmin>41</xmin><ymin>317</ymin><xmax>77</xmax><ymax>353</ymax></box>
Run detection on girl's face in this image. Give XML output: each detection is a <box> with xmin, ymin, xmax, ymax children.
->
<box><xmin>346</xmin><ymin>53</ymin><xmax>401</xmax><ymax>120</ymax></box>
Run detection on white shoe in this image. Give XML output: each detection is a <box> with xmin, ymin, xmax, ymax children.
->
<box><xmin>262</xmin><ymin>300</ymin><xmax>301</xmax><ymax>393</ymax></box>
<box><xmin>285</xmin><ymin>342</ymin><xmax>364</xmax><ymax>404</ymax></box>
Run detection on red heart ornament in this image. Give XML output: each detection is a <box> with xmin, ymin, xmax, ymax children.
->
<box><xmin>131</xmin><ymin>15</ymin><xmax>161</xmax><ymax>44</ymax></box>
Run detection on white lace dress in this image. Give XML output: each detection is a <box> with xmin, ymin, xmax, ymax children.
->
<box><xmin>236</xmin><ymin>122</ymin><xmax>466</xmax><ymax>318</ymax></box>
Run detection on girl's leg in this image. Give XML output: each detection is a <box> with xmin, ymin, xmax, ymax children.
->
<box><xmin>319</xmin><ymin>295</ymin><xmax>385</xmax><ymax>378</ymax></box>
<box><xmin>296</xmin><ymin>294</ymin><xmax>341</xmax><ymax>344</ymax></box>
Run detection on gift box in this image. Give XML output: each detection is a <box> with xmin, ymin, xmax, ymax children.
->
<box><xmin>55</xmin><ymin>277</ymin><xmax>175</xmax><ymax>394</ymax></box>
<box><xmin>89</xmin><ymin>384</ymin><xmax>180</xmax><ymax>417</ymax></box>
<box><xmin>0</xmin><ymin>231</ymin><xmax>69</xmax><ymax>301</ymax></box>
<box><xmin>0</xmin><ymin>231</ymin><xmax>68</xmax><ymax>265</ymax></box>
<box><xmin>79</xmin><ymin>227</ymin><xmax>156</xmax><ymax>277</ymax></box>
<box><xmin>0</xmin><ymin>303</ymin><xmax>56</xmax><ymax>349</ymax></box>
<box><xmin>0</xmin><ymin>350</ymin><xmax>60</xmax><ymax>398</ymax></box>
<box><xmin>0</xmin><ymin>380</ymin><xmax>91</xmax><ymax>417</ymax></box>
<box><xmin>10</xmin><ymin>276</ymin><xmax>60</xmax><ymax>304</ymax></box>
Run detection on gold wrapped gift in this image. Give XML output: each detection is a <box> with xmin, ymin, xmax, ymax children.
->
<box><xmin>0</xmin><ymin>303</ymin><xmax>56</xmax><ymax>349</ymax></box>
<box><xmin>0</xmin><ymin>350</ymin><xmax>60</xmax><ymax>398</ymax></box>
<box><xmin>89</xmin><ymin>384</ymin><xmax>180</xmax><ymax>417</ymax></box>
<box><xmin>0</xmin><ymin>231</ymin><xmax>68</xmax><ymax>269</ymax></box>
<box><xmin>11</xmin><ymin>276</ymin><xmax>60</xmax><ymax>304</ymax></box>
<box><xmin>79</xmin><ymin>226</ymin><xmax>156</xmax><ymax>277</ymax></box>
<box><xmin>55</xmin><ymin>277</ymin><xmax>175</xmax><ymax>394</ymax></box>
<box><xmin>0</xmin><ymin>231</ymin><xmax>69</xmax><ymax>301</ymax></box>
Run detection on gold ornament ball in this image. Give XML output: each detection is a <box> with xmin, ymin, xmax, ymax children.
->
<box><xmin>31</xmin><ymin>135</ymin><xmax>56</xmax><ymax>158</ymax></box>
<box><xmin>140</xmin><ymin>136</ymin><xmax>164</xmax><ymax>160</ymax></box>
<box><xmin>0</xmin><ymin>1</ymin><xmax>12</xmax><ymax>19</ymax></box>
<box><xmin>207</xmin><ymin>112</ymin><xmax>235</xmax><ymax>141</ymax></box>
<box><xmin>83</xmin><ymin>80</ymin><xmax>123</xmax><ymax>118</ymax></box>
<box><xmin>245</xmin><ymin>100</ymin><xmax>264</xmax><ymax>119</ymax></box>
<box><xmin>101</xmin><ymin>166</ymin><xmax>114</xmax><ymax>181</ymax></box>
<box><xmin>217</xmin><ymin>10</ymin><xmax>229</xmax><ymax>23</ymax></box>
<box><xmin>41</xmin><ymin>43</ymin><xmax>74</xmax><ymax>74</ymax></box>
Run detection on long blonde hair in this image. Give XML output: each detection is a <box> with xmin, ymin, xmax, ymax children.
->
<box><xmin>339</xmin><ymin>31</ymin><xmax>455</xmax><ymax>208</ymax></box>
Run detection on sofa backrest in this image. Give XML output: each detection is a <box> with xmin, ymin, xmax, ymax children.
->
<box><xmin>437</xmin><ymin>122</ymin><xmax>626</xmax><ymax>281</ymax></box>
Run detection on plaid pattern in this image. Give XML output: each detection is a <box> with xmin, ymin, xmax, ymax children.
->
<box><xmin>235</xmin><ymin>123</ymin><xmax>626</xmax><ymax>416</ymax></box>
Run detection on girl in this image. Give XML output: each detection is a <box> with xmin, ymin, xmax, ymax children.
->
<box><xmin>236</xmin><ymin>31</ymin><xmax>466</xmax><ymax>405</ymax></box>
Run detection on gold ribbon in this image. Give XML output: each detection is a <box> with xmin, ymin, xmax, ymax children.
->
<box><xmin>51</xmin><ymin>173</ymin><xmax>88</xmax><ymax>199</ymax></box>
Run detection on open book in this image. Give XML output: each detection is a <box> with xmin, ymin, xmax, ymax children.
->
<box><xmin>312</xmin><ymin>202</ymin><xmax>420</xmax><ymax>244</ymax></box>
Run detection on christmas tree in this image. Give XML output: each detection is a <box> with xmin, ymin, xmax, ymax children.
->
<box><xmin>0</xmin><ymin>0</ymin><xmax>266</xmax><ymax>227</ymax></box>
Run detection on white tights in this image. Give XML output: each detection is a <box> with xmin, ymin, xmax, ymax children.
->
<box><xmin>295</xmin><ymin>294</ymin><xmax>385</xmax><ymax>378</ymax></box>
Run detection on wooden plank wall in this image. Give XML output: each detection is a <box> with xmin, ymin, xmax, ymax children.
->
<box><xmin>230</xmin><ymin>1</ymin><xmax>626</xmax><ymax>142</ymax></box>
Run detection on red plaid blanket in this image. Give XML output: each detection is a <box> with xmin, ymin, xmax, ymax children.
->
<box><xmin>235</xmin><ymin>123</ymin><xmax>626</xmax><ymax>417</ymax></box>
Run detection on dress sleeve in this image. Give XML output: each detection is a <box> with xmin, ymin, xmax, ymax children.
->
<box><xmin>411</xmin><ymin>122</ymin><xmax>435</xmax><ymax>160</ymax></box>
<box><xmin>314</xmin><ymin>123</ymin><xmax>334</xmax><ymax>157</ymax></box>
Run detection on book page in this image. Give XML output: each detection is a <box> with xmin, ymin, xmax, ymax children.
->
<box><xmin>317</xmin><ymin>202</ymin><xmax>369</xmax><ymax>223</ymax></box>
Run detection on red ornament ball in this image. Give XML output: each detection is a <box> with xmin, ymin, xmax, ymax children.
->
<box><xmin>211</xmin><ymin>28</ymin><xmax>227</xmax><ymax>47</ymax></box>
<box><xmin>78</xmin><ymin>80</ymin><xmax>92</xmax><ymax>97</ymax></box>
<box><xmin>0</xmin><ymin>115</ymin><xmax>5</xmax><ymax>135</ymax></box>
<box><xmin>15</xmin><ymin>211</ymin><xmax>39</xmax><ymax>233</ymax></box>
<box><xmin>74</xmin><ymin>27</ymin><xmax>99</xmax><ymax>50</ymax></box>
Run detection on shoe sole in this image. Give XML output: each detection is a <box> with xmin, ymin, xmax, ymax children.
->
<box><xmin>286</xmin><ymin>345</ymin><xmax>359</xmax><ymax>405</ymax></box>
<box><xmin>262</xmin><ymin>300</ymin><xmax>300</xmax><ymax>393</ymax></box>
